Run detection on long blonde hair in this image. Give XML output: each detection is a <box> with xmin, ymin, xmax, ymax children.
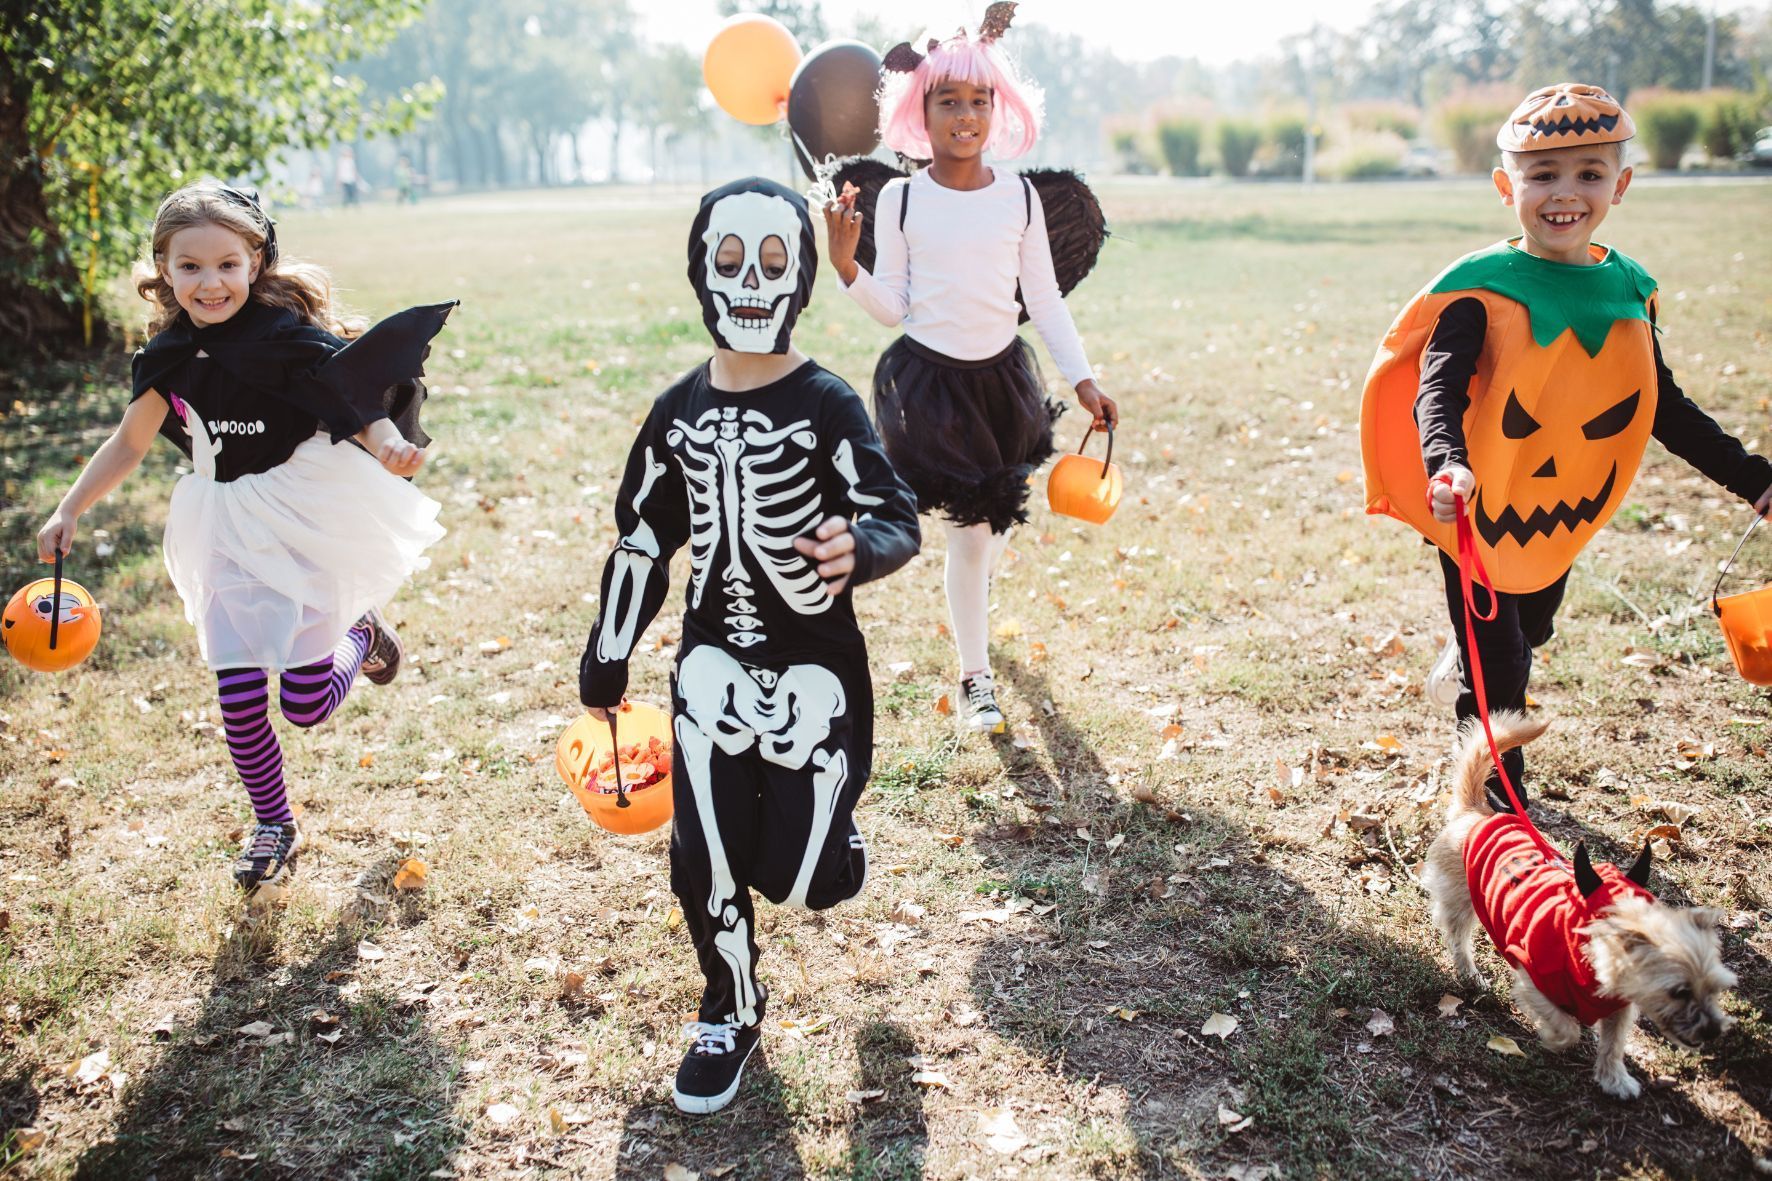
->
<box><xmin>134</xmin><ymin>184</ymin><xmax>360</xmax><ymax>339</ymax></box>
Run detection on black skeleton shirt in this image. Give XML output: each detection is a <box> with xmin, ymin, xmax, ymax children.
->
<box><xmin>580</xmin><ymin>360</ymin><xmax>921</xmax><ymax>705</ymax></box>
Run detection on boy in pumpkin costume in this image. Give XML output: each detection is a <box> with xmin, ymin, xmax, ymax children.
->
<box><xmin>1362</xmin><ymin>83</ymin><xmax>1772</xmax><ymax>808</ymax></box>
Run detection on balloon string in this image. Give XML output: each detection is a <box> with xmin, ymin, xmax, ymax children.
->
<box><xmin>788</xmin><ymin>126</ymin><xmax>845</xmax><ymax>205</ymax></box>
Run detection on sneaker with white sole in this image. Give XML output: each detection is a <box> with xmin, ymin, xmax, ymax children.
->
<box><xmin>1426</xmin><ymin>639</ymin><xmax>1463</xmax><ymax>709</ymax></box>
<box><xmin>233</xmin><ymin>820</ymin><xmax>302</xmax><ymax>891</ymax></box>
<box><xmin>359</xmin><ymin>607</ymin><xmax>402</xmax><ymax>686</ymax></box>
<box><xmin>672</xmin><ymin>1019</ymin><xmax>761</xmax><ymax>1114</ymax></box>
<box><xmin>960</xmin><ymin>672</ymin><xmax>1006</xmax><ymax>735</ymax></box>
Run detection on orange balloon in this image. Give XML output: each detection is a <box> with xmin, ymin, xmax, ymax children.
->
<box><xmin>703</xmin><ymin>14</ymin><xmax>802</xmax><ymax>126</ymax></box>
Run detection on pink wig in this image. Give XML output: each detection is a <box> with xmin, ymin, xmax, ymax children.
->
<box><xmin>878</xmin><ymin>33</ymin><xmax>1044</xmax><ymax>160</ymax></box>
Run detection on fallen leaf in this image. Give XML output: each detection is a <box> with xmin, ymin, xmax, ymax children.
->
<box><xmin>934</xmin><ymin>694</ymin><xmax>952</xmax><ymax>716</ymax></box>
<box><xmin>846</xmin><ymin>1088</ymin><xmax>885</xmax><ymax>1103</ymax></box>
<box><xmin>8</xmin><ymin>1128</ymin><xmax>45</xmax><ymax>1156</ymax></box>
<box><xmin>1201</xmin><ymin>1013</ymin><xmax>1239</xmax><ymax>1039</ymax></box>
<box><xmin>235</xmin><ymin>1022</ymin><xmax>275</xmax><ymax>1040</ymax></box>
<box><xmin>357</xmin><ymin>941</ymin><xmax>386</xmax><ymax>963</ymax></box>
<box><xmin>393</xmin><ymin>859</ymin><xmax>429</xmax><ymax>891</ymax></box>
<box><xmin>911</xmin><ymin>1069</ymin><xmax>954</xmax><ymax>1089</ymax></box>
<box><xmin>1487</xmin><ymin>1035</ymin><xmax>1525</xmax><ymax>1058</ymax></box>
<box><xmin>1437</xmin><ymin>994</ymin><xmax>1463</xmax><ymax>1018</ymax></box>
<box><xmin>663</xmin><ymin>1165</ymin><xmax>699</xmax><ymax>1181</ymax></box>
<box><xmin>1109</xmin><ymin>1006</ymin><xmax>1141</xmax><ymax>1022</ymax></box>
<box><xmin>889</xmin><ymin>899</ymin><xmax>925</xmax><ymax>925</ymax></box>
<box><xmin>485</xmin><ymin>1102</ymin><xmax>520</xmax><ymax>1125</ymax></box>
<box><xmin>358</xmin><ymin>753</ymin><xmax>376</xmax><ymax>768</ymax></box>
<box><xmin>548</xmin><ymin>1107</ymin><xmax>567</xmax><ymax>1135</ymax></box>
<box><xmin>978</xmin><ymin>1107</ymin><xmax>1027</xmax><ymax>1154</ymax></box>
<box><xmin>1374</xmin><ymin>734</ymin><xmax>1404</xmax><ymax>754</ymax></box>
<box><xmin>1217</xmin><ymin>1103</ymin><xmax>1253</xmax><ymax>1132</ymax></box>
<box><xmin>561</xmin><ymin>971</ymin><xmax>587</xmax><ymax>999</ymax></box>
<box><xmin>1365</xmin><ymin>1009</ymin><xmax>1395</xmax><ymax>1038</ymax></box>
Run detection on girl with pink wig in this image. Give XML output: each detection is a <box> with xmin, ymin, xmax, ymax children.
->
<box><xmin>826</xmin><ymin>6</ymin><xmax>1119</xmax><ymax>736</ymax></box>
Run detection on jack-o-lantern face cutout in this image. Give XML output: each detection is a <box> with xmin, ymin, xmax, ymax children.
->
<box><xmin>3</xmin><ymin>578</ymin><xmax>102</xmax><ymax>673</ymax></box>
<box><xmin>1361</xmin><ymin>265</ymin><xmax>1662</xmax><ymax>594</ymax></box>
<box><xmin>1471</xmin><ymin>387</ymin><xmax>1642</xmax><ymax>549</ymax></box>
<box><xmin>1498</xmin><ymin>83</ymin><xmax>1636</xmax><ymax>153</ymax></box>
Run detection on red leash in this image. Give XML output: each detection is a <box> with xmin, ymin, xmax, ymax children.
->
<box><xmin>1437</xmin><ymin>475</ymin><xmax>1563</xmax><ymax>865</ymax></box>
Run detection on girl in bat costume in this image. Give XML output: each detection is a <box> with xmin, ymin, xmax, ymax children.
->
<box><xmin>824</xmin><ymin>2</ymin><xmax>1119</xmax><ymax>735</ymax></box>
<box><xmin>35</xmin><ymin>183</ymin><xmax>454</xmax><ymax>891</ymax></box>
<box><xmin>579</xmin><ymin>178</ymin><xmax>920</xmax><ymax>1115</ymax></box>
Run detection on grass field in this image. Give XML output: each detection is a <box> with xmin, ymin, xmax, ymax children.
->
<box><xmin>3</xmin><ymin>175</ymin><xmax>1772</xmax><ymax>1180</ymax></box>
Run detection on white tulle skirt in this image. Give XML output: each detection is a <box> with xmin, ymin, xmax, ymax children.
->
<box><xmin>163</xmin><ymin>433</ymin><xmax>445</xmax><ymax>671</ymax></box>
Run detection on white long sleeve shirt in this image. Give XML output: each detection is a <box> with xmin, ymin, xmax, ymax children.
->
<box><xmin>839</xmin><ymin>168</ymin><xmax>1095</xmax><ymax>388</ymax></box>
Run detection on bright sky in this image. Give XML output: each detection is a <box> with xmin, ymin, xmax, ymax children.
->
<box><xmin>638</xmin><ymin>0</ymin><xmax>1390</xmax><ymax>66</ymax></box>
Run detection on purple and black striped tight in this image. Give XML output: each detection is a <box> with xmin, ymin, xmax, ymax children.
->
<box><xmin>216</xmin><ymin>622</ymin><xmax>373</xmax><ymax>823</ymax></box>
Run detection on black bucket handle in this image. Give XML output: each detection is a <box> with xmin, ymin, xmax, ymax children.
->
<box><xmin>49</xmin><ymin>551</ymin><xmax>63</xmax><ymax>651</ymax></box>
<box><xmin>1074</xmin><ymin>423</ymin><xmax>1115</xmax><ymax>480</ymax></box>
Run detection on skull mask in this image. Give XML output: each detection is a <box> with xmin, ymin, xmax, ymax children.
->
<box><xmin>687</xmin><ymin>177</ymin><xmax>817</xmax><ymax>355</ymax></box>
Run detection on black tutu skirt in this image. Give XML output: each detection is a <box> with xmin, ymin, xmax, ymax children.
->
<box><xmin>871</xmin><ymin>335</ymin><xmax>1061</xmax><ymax>533</ymax></box>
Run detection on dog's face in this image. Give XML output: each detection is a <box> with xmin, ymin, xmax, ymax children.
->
<box><xmin>1586</xmin><ymin>897</ymin><xmax>1736</xmax><ymax>1047</ymax></box>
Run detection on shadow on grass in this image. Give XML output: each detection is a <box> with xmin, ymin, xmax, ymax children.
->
<box><xmin>971</xmin><ymin>662</ymin><xmax>1769</xmax><ymax>1180</ymax></box>
<box><xmin>72</xmin><ymin>881</ymin><xmax>467</xmax><ymax>1180</ymax></box>
<box><xmin>611</xmin><ymin>1020</ymin><xmax>929</xmax><ymax>1180</ymax></box>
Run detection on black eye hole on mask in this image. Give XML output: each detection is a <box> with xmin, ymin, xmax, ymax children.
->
<box><xmin>1581</xmin><ymin>390</ymin><xmax>1640</xmax><ymax>440</ymax></box>
<box><xmin>1501</xmin><ymin>390</ymin><xmax>1541</xmax><ymax>439</ymax></box>
<box><xmin>714</xmin><ymin>234</ymin><xmax>745</xmax><ymax>279</ymax></box>
<box><xmin>760</xmin><ymin>235</ymin><xmax>788</xmax><ymax>281</ymax></box>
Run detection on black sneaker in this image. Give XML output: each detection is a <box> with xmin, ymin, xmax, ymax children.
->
<box><xmin>359</xmin><ymin>607</ymin><xmax>402</xmax><ymax>686</ymax></box>
<box><xmin>671</xmin><ymin>1019</ymin><xmax>761</xmax><ymax>1114</ymax></box>
<box><xmin>233</xmin><ymin>821</ymin><xmax>302</xmax><ymax>891</ymax></box>
<box><xmin>959</xmin><ymin>672</ymin><xmax>1006</xmax><ymax>735</ymax></box>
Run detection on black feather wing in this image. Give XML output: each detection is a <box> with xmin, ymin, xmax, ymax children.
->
<box><xmin>830</xmin><ymin>156</ymin><xmax>911</xmax><ymax>275</ymax></box>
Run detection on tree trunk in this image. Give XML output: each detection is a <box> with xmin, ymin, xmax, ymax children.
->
<box><xmin>608</xmin><ymin>93</ymin><xmax>624</xmax><ymax>183</ymax></box>
<box><xmin>0</xmin><ymin>65</ymin><xmax>87</xmax><ymax>358</ymax></box>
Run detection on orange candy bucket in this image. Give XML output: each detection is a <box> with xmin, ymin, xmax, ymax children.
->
<box><xmin>555</xmin><ymin>702</ymin><xmax>675</xmax><ymax>835</ymax></box>
<box><xmin>1713</xmin><ymin>515</ymin><xmax>1772</xmax><ymax>686</ymax></box>
<box><xmin>1046</xmin><ymin>424</ymin><xmax>1122</xmax><ymax>525</ymax></box>
<box><xmin>3</xmin><ymin>554</ymin><xmax>102</xmax><ymax>674</ymax></box>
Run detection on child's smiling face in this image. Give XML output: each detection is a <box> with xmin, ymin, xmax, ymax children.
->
<box><xmin>1493</xmin><ymin>144</ymin><xmax>1632</xmax><ymax>264</ymax></box>
<box><xmin>163</xmin><ymin>221</ymin><xmax>259</xmax><ymax>327</ymax></box>
<box><xmin>924</xmin><ymin>78</ymin><xmax>993</xmax><ymax>161</ymax></box>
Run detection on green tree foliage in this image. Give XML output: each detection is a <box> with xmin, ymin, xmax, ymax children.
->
<box><xmin>1155</xmin><ymin>118</ymin><xmax>1204</xmax><ymax>176</ymax></box>
<box><xmin>2</xmin><ymin>0</ymin><xmax>433</xmax><ymax>357</ymax></box>
<box><xmin>1633</xmin><ymin>89</ymin><xmax>1704</xmax><ymax>168</ymax></box>
<box><xmin>1216</xmin><ymin>121</ymin><xmax>1261</xmax><ymax>177</ymax></box>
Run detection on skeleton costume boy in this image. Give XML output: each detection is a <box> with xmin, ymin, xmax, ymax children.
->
<box><xmin>580</xmin><ymin>177</ymin><xmax>920</xmax><ymax>1115</ymax></box>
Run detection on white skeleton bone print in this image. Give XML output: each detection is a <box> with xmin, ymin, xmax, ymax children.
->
<box><xmin>677</xmin><ymin>643</ymin><xmax>850</xmax><ymax>1026</ymax></box>
<box><xmin>594</xmin><ymin>445</ymin><xmax>669</xmax><ymax>664</ymax></box>
<box><xmin>669</xmin><ymin>406</ymin><xmax>832</xmax><ymax>648</ymax></box>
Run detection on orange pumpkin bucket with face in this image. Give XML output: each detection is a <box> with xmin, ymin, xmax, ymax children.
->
<box><xmin>3</xmin><ymin>555</ymin><xmax>102</xmax><ymax>674</ymax></box>
<box><xmin>556</xmin><ymin>702</ymin><xmax>675</xmax><ymax>835</ymax></box>
<box><xmin>1047</xmin><ymin>425</ymin><xmax>1122</xmax><ymax>525</ymax></box>
<box><xmin>1713</xmin><ymin>516</ymin><xmax>1772</xmax><ymax>685</ymax></box>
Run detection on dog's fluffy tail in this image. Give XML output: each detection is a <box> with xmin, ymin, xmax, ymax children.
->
<box><xmin>1450</xmin><ymin>710</ymin><xmax>1550</xmax><ymax>818</ymax></box>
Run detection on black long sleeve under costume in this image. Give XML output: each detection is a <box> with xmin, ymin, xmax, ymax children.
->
<box><xmin>1416</xmin><ymin>298</ymin><xmax>1772</xmax><ymax>808</ymax></box>
<box><xmin>580</xmin><ymin>359</ymin><xmax>920</xmax><ymax>1028</ymax></box>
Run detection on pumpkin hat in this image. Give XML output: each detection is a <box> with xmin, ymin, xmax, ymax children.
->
<box><xmin>1497</xmin><ymin>83</ymin><xmax>1635</xmax><ymax>153</ymax></box>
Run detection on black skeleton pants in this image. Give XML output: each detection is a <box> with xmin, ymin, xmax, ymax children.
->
<box><xmin>1438</xmin><ymin>551</ymin><xmax>1569</xmax><ymax>813</ymax></box>
<box><xmin>668</xmin><ymin>641</ymin><xmax>873</xmax><ymax>1027</ymax></box>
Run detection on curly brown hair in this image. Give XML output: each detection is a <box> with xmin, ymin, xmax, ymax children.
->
<box><xmin>134</xmin><ymin>184</ymin><xmax>363</xmax><ymax>340</ymax></box>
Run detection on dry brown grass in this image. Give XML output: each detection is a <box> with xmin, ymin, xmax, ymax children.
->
<box><xmin>2</xmin><ymin>177</ymin><xmax>1771</xmax><ymax>1179</ymax></box>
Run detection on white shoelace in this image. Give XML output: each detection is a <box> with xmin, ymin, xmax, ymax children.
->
<box><xmin>245</xmin><ymin>824</ymin><xmax>289</xmax><ymax>860</ymax></box>
<box><xmin>964</xmin><ymin>676</ymin><xmax>998</xmax><ymax>713</ymax></box>
<box><xmin>683</xmin><ymin>1020</ymin><xmax>741</xmax><ymax>1056</ymax></box>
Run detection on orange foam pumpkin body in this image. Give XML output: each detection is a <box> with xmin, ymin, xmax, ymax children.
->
<box><xmin>3</xmin><ymin>577</ymin><xmax>102</xmax><ymax>673</ymax></box>
<box><xmin>1047</xmin><ymin>427</ymin><xmax>1122</xmax><ymax>524</ymax></box>
<box><xmin>1362</xmin><ymin>244</ymin><xmax>1658</xmax><ymax>594</ymax></box>
<box><xmin>556</xmin><ymin>702</ymin><xmax>675</xmax><ymax>835</ymax></box>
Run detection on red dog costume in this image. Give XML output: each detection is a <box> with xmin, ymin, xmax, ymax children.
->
<box><xmin>1466</xmin><ymin>814</ymin><xmax>1654</xmax><ymax>1024</ymax></box>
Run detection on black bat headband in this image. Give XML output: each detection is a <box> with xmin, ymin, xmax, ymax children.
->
<box><xmin>883</xmin><ymin>1</ymin><xmax>1018</xmax><ymax>73</ymax></box>
<box><xmin>214</xmin><ymin>185</ymin><xmax>279</xmax><ymax>269</ymax></box>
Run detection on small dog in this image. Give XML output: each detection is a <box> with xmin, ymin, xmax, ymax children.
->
<box><xmin>1421</xmin><ymin>711</ymin><xmax>1736</xmax><ymax>1098</ymax></box>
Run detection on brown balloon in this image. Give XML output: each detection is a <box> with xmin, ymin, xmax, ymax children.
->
<box><xmin>787</xmin><ymin>41</ymin><xmax>883</xmax><ymax>180</ymax></box>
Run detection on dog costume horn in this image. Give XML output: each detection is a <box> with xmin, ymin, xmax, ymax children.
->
<box><xmin>1624</xmin><ymin>840</ymin><xmax>1652</xmax><ymax>888</ymax></box>
<box><xmin>1573</xmin><ymin>841</ymin><xmax>1603</xmax><ymax>898</ymax></box>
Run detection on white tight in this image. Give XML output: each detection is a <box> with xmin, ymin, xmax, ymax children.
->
<box><xmin>944</xmin><ymin>522</ymin><xmax>1013</xmax><ymax>677</ymax></box>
